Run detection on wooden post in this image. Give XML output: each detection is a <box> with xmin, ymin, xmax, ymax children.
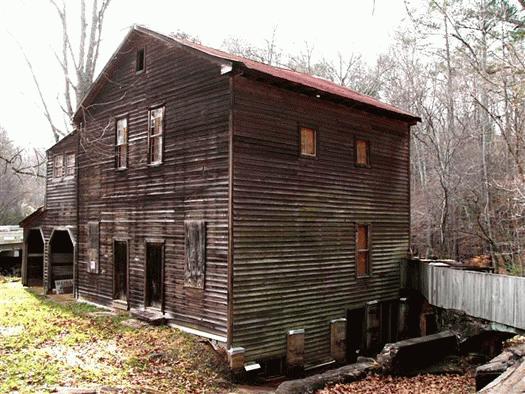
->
<box><xmin>398</xmin><ymin>297</ymin><xmax>409</xmax><ymax>339</ymax></box>
<box><xmin>365</xmin><ymin>300</ymin><xmax>380</xmax><ymax>352</ymax></box>
<box><xmin>330</xmin><ymin>318</ymin><xmax>346</xmax><ymax>362</ymax></box>
<box><xmin>286</xmin><ymin>329</ymin><xmax>305</xmax><ymax>377</ymax></box>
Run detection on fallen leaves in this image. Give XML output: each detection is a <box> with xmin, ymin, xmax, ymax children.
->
<box><xmin>317</xmin><ymin>373</ymin><xmax>475</xmax><ymax>394</ymax></box>
<box><xmin>0</xmin><ymin>282</ymin><xmax>231</xmax><ymax>393</ymax></box>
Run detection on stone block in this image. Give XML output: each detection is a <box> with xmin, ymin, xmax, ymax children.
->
<box><xmin>330</xmin><ymin>318</ymin><xmax>346</xmax><ymax>363</ymax></box>
<box><xmin>227</xmin><ymin>347</ymin><xmax>245</xmax><ymax>372</ymax></box>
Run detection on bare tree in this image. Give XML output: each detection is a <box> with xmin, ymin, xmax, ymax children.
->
<box><xmin>20</xmin><ymin>0</ymin><xmax>113</xmax><ymax>142</ymax></box>
<box><xmin>0</xmin><ymin>128</ymin><xmax>45</xmax><ymax>224</ymax></box>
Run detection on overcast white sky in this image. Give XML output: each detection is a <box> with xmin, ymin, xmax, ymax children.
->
<box><xmin>0</xmin><ymin>0</ymin><xmax>409</xmax><ymax>149</ymax></box>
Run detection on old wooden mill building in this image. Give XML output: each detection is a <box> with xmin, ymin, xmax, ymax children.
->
<box><xmin>20</xmin><ymin>25</ymin><xmax>420</xmax><ymax>375</ymax></box>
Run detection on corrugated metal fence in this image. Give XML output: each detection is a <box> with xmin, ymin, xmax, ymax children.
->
<box><xmin>415</xmin><ymin>263</ymin><xmax>525</xmax><ymax>330</ymax></box>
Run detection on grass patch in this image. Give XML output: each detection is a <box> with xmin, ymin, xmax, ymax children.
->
<box><xmin>0</xmin><ymin>282</ymin><xmax>231</xmax><ymax>393</ymax></box>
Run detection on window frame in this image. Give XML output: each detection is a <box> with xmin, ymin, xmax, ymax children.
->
<box><xmin>354</xmin><ymin>137</ymin><xmax>371</xmax><ymax>168</ymax></box>
<box><xmin>299</xmin><ymin>125</ymin><xmax>318</xmax><ymax>158</ymax></box>
<box><xmin>135</xmin><ymin>47</ymin><xmax>145</xmax><ymax>74</ymax></box>
<box><xmin>115</xmin><ymin>115</ymin><xmax>129</xmax><ymax>170</ymax></box>
<box><xmin>355</xmin><ymin>223</ymin><xmax>372</xmax><ymax>278</ymax></box>
<box><xmin>147</xmin><ymin>105</ymin><xmax>165</xmax><ymax>166</ymax></box>
<box><xmin>53</xmin><ymin>154</ymin><xmax>64</xmax><ymax>178</ymax></box>
<box><xmin>65</xmin><ymin>153</ymin><xmax>75</xmax><ymax>177</ymax></box>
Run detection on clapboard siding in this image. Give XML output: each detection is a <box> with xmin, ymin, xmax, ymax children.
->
<box><xmin>76</xmin><ymin>32</ymin><xmax>230</xmax><ymax>337</ymax></box>
<box><xmin>27</xmin><ymin>134</ymin><xmax>78</xmax><ymax>289</ymax></box>
<box><xmin>231</xmin><ymin>76</ymin><xmax>410</xmax><ymax>364</ymax></box>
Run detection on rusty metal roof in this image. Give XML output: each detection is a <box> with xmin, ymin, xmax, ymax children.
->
<box><xmin>74</xmin><ymin>26</ymin><xmax>420</xmax><ymax>123</ymax></box>
<box><xmin>168</xmin><ymin>35</ymin><xmax>419</xmax><ymax>121</ymax></box>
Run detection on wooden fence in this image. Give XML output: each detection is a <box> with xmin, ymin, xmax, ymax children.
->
<box><xmin>407</xmin><ymin>262</ymin><xmax>525</xmax><ymax>331</ymax></box>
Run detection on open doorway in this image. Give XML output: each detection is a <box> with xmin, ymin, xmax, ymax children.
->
<box><xmin>25</xmin><ymin>229</ymin><xmax>44</xmax><ymax>286</ymax></box>
<box><xmin>113</xmin><ymin>240</ymin><xmax>128</xmax><ymax>302</ymax></box>
<box><xmin>145</xmin><ymin>242</ymin><xmax>163</xmax><ymax>309</ymax></box>
<box><xmin>347</xmin><ymin>307</ymin><xmax>365</xmax><ymax>362</ymax></box>
<box><xmin>48</xmin><ymin>230</ymin><xmax>74</xmax><ymax>293</ymax></box>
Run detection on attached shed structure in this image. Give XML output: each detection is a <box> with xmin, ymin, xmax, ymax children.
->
<box><xmin>23</xmin><ymin>25</ymin><xmax>420</xmax><ymax>373</ymax></box>
<box><xmin>20</xmin><ymin>131</ymin><xmax>77</xmax><ymax>292</ymax></box>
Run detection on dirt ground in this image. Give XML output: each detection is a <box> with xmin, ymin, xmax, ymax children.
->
<box><xmin>317</xmin><ymin>373</ymin><xmax>476</xmax><ymax>394</ymax></box>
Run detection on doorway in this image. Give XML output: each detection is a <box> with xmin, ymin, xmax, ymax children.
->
<box><xmin>48</xmin><ymin>230</ymin><xmax>74</xmax><ymax>292</ymax></box>
<box><xmin>25</xmin><ymin>229</ymin><xmax>44</xmax><ymax>286</ymax></box>
<box><xmin>145</xmin><ymin>242</ymin><xmax>163</xmax><ymax>309</ymax></box>
<box><xmin>113</xmin><ymin>240</ymin><xmax>128</xmax><ymax>302</ymax></box>
<box><xmin>347</xmin><ymin>307</ymin><xmax>365</xmax><ymax>362</ymax></box>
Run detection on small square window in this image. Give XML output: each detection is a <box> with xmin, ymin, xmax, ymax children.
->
<box><xmin>300</xmin><ymin>127</ymin><xmax>316</xmax><ymax>157</ymax></box>
<box><xmin>136</xmin><ymin>48</ymin><xmax>145</xmax><ymax>73</ymax></box>
<box><xmin>356</xmin><ymin>224</ymin><xmax>370</xmax><ymax>277</ymax></box>
<box><xmin>355</xmin><ymin>139</ymin><xmax>370</xmax><ymax>166</ymax></box>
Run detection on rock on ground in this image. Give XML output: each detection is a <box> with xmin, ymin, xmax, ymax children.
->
<box><xmin>275</xmin><ymin>359</ymin><xmax>379</xmax><ymax>394</ymax></box>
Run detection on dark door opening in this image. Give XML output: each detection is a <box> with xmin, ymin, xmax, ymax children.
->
<box><xmin>26</xmin><ymin>229</ymin><xmax>44</xmax><ymax>286</ymax></box>
<box><xmin>114</xmin><ymin>241</ymin><xmax>128</xmax><ymax>301</ymax></box>
<box><xmin>347</xmin><ymin>307</ymin><xmax>365</xmax><ymax>362</ymax></box>
<box><xmin>48</xmin><ymin>230</ymin><xmax>74</xmax><ymax>292</ymax></box>
<box><xmin>145</xmin><ymin>242</ymin><xmax>163</xmax><ymax>309</ymax></box>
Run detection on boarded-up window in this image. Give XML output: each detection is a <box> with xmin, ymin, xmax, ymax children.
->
<box><xmin>87</xmin><ymin>221</ymin><xmax>99</xmax><ymax>273</ymax></box>
<box><xmin>184</xmin><ymin>220</ymin><xmax>206</xmax><ymax>289</ymax></box>
<box><xmin>54</xmin><ymin>155</ymin><xmax>64</xmax><ymax>178</ymax></box>
<box><xmin>115</xmin><ymin>117</ymin><xmax>128</xmax><ymax>169</ymax></box>
<box><xmin>66</xmin><ymin>154</ymin><xmax>75</xmax><ymax>176</ymax></box>
<box><xmin>355</xmin><ymin>139</ymin><xmax>370</xmax><ymax>166</ymax></box>
<box><xmin>148</xmin><ymin>107</ymin><xmax>164</xmax><ymax>164</ymax></box>
<box><xmin>300</xmin><ymin>127</ymin><xmax>316</xmax><ymax>157</ymax></box>
<box><xmin>356</xmin><ymin>224</ymin><xmax>370</xmax><ymax>277</ymax></box>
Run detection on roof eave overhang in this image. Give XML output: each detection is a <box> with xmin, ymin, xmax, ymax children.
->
<box><xmin>235</xmin><ymin>65</ymin><xmax>421</xmax><ymax>125</ymax></box>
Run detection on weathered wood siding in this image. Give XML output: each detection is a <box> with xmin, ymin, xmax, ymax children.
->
<box><xmin>417</xmin><ymin>263</ymin><xmax>525</xmax><ymax>330</ymax></box>
<box><xmin>76</xmin><ymin>32</ymin><xmax>230</xmax><ymax>337</ymax></box>
<box><xmin>231</xmin><ymin>76</ymin><xmax>411</xmax><ymax>364</ymax></box>
<box><xmin>22</xmin><ymin>134</ymin><xmax>78</xmax><ymax>290</ymax></box>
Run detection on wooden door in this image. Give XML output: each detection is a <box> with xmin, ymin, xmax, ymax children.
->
<box><xmin>145</xmin><ymin>243</ymin><xmax>163</xmax><ymax>308</ymax></box>
<box><xmin>113</xmin><ymin>241</ymin><xmax>128</xmax><ymax>301</ymax></box>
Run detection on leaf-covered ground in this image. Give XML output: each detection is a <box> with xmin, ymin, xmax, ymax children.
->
<box><xmin>0</xmin><ymin>278</ymin><xmax>231</xmax><ymax>393</ymax></box>
<box><xmin>317</xmin><ymin>373</ymin><xmax>475</xmax><ymax>394</ymax></box>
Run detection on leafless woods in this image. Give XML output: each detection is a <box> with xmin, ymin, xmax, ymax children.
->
<box><xmin>222</xmin><ymin>0</ymin><xmax>525</xmax><ymax>273</ymax></box>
